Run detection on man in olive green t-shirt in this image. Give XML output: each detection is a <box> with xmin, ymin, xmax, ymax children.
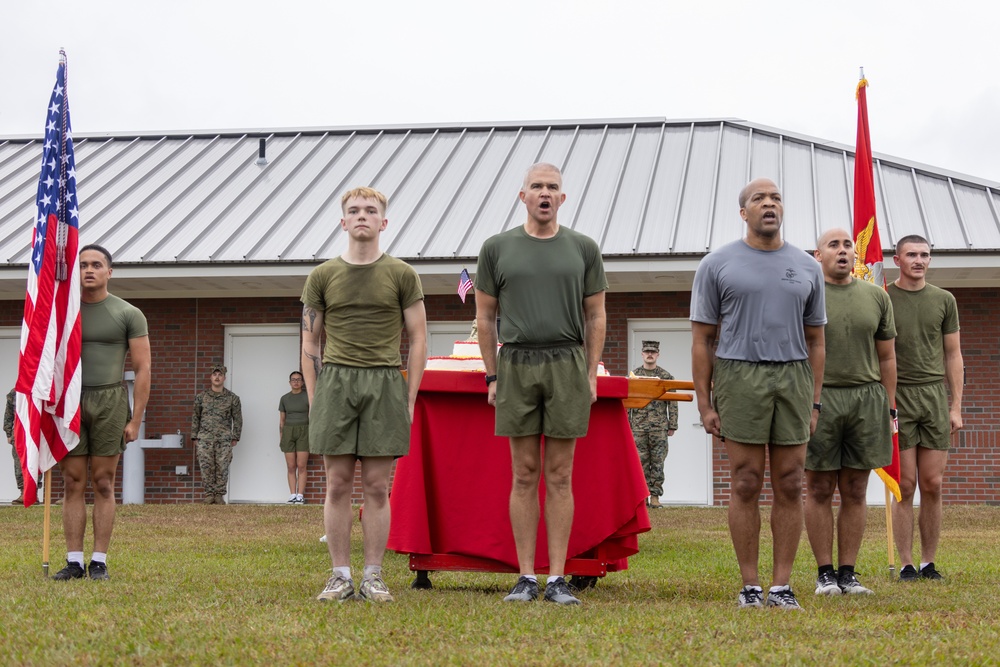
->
<box><xmin>806</xmin><ymin>228</ymin><xmax>896</xmax><ymax>597</ymax></box>
<box><xmin>302</xmin><ymin>186</ymin><xmax>427</xmax><ymax>604</ymax></box>
<box><xmin>475</xmin><ymin>163</ymin><xmax>608</xmax><ymax>607</ymax></box>
<box><xmin>888</xmin><ymin>234</ymin><xmax>963</xmax><ymax>582</ymax></box>
<box><xmin>53</xmin><ymin>244</ymin><xmax>151</xmax><ymax>582</ymax></box>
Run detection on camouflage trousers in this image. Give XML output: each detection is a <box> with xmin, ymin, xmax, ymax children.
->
<box><xmin>197</xmin><ymin>439</ymin><xmax>234</xmax><ymax>498</ymax></box>
<box><xmin>11</xmin><ymin>445</ymin><xmax>23</xmax><ymax>491</ymax></box>
<box><xmin>633</xmin><ymin>429</ymin><xmax>669</xmax><ymax>497</ymax></box>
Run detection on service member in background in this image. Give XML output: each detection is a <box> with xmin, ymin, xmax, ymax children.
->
<box><xmin>191</xmin><ymin>365</ymin><xmax>243</xmax><ymax>505</ymax></box>
<box><xmin>628</xmin><ymin>341</ymin><xmax>679</xmax><ymax>509</ymax></box>
<box><xmin>279</xmin><ymin>370</ymin><xmax>310</xmax><ymax>504</ymax></box>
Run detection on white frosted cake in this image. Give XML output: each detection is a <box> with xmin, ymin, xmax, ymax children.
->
<box><xmin>427</xmin><ymin>341</ymin><xmax>609</xmax><ymax>375</ymax></box>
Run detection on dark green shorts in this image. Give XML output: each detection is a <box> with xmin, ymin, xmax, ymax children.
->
<box><xmin>807</xmin><ymin>383</ymin><xmax>892</xmax><ymax>471</ymax></box>
<box><xmin>495</xmin><ymin>344</ymin><xmax>591</xmax><ymax>439</ymax></box>
<box><xmin>279</xmin><ymin>423</ymin><xmax>310</xmax><ymax>453</ymax></box>
<box><xmin>896</xmin><ymin>382</ymin><xmax>951</xmax><ymax>452</ymax></box>
<box><xmin>72</xmin><ymin>384</ymin><xmax>129</xmax><ymax>458</ymax></box>
<box><xmin>308</xmin><ymin>365</ymin><xmax>410</xmax><ymax>458</ymax></box>
<box><xmin>714</xmin><ymin>358</ymin><xmax>813</xmax><ymax>445</ymax></box>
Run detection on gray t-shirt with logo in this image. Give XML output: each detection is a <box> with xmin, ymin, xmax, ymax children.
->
<box><xmin>690</xmin><ymin>239</ymin><xmax>826</xmax><ymax>362</ymax></box>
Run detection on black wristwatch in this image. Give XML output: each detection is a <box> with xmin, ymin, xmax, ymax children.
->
<box><xmin>812</xmin><ymin>402</ymin><xmax>823</xmax><ymax>412</ymax></box>
<box><xmin>890</xmin><ymin>408</ymin><xmax>898</xmax><ymax>418</ymax></box>
<box><xmin>485</xmin><ymin>374</ymin><xmax>497</xmax><ymax>387</ymax></box>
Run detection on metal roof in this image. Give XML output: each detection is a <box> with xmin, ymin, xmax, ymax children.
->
<box><xmin>2</xmin><ymin>118</ymin><xmax>999</xmax><ymax>298</ymax></box>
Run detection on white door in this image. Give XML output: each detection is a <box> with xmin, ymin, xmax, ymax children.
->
<box><xmin>0</xmin><ymin>327</ymin><xmax>20</xmax><ymax>502</ymax></box>
<box><xmin>627</xmin><ymin>319</ymin><xmax>712</xmax><ymax>506</ymax></box>
<box><xmin>428</xmin><ymin>321</ymin><xmax>475</xmax><ymax>357</ymax></box>
<box><xmin>224</xmin><ymin>324</ymin><xmax>301</xmax><ymax>503</ymax></box>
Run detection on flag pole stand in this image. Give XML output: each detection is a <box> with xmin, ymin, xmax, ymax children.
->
<box><xmin>885</xmin><ymin>486</ymin><xmax>895</xmax><ymax>576</ymax></box>
<box><xmin>43</xmin><ymin>469</ymin><xmax>52</xmax><ymax>577</ymax></box>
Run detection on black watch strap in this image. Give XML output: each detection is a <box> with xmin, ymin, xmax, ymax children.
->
<box><xmin>813</xmin><ymin>402</ymin><xmax>823</xmax><ymax>412</ymax></box>
<box><xmin>485</xmin><ymin>374</ymin><xmax>497</xmax><ymax>386</ymax></box>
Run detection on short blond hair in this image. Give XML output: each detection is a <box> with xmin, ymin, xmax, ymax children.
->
<box><xmin>341</xmin><ymin>187</ymin><xmax>388</xmax><ymax>215</ymax></box>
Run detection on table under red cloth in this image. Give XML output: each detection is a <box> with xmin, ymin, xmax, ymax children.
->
<box><xmin>388</xmin><ymin>370</ymin><xmax>651</xmax><ymax>575</ymax></box>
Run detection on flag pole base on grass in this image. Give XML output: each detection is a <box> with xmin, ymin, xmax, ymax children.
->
<box><xmin>885</xmin><ymin>485</ymin><xmax>895</xmax><ymax>575</ymax></box>
<box><xmin>43</xmin><ymin>469</ymin><xmax>52</xmax><ymax>577</ymax></box>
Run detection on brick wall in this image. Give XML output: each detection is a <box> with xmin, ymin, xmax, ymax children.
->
<box><xmin>5</xmin><ymin>287</ymin><xmax>997</xmax><ymax>506</ymax></box>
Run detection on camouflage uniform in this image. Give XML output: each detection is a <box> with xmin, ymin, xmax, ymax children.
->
<box><xmin>5</xmin><ymin>389</ymin><xmax>23</xmax><ymax>494</ymax></box>
<box><xmin>192</xmin><ymin>384</ymin><xmax>243</xmax><ymax>501</ymax></box>
<box><xmin>628</xmin><ymin>366</ymin><xmax>678</xmax><ymax>497</ymax></box>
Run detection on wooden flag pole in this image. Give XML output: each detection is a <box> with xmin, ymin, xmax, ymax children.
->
<box><xmin>885</xmin><ymin>486</ymin><xmax>895</xmax><ymax>574</ymax></box>
<box><xmin>43</xmin><ymin>469</ymin><xmax>52</xmax><ymax>577</ymax></box>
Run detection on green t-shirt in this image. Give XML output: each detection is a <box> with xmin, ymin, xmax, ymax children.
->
<box><xmin>822</xmin><ymin>279</ymin><xmax>896</xmax><ymax>387</ymax></box>
<box><xmin>279</xmin><ymin>391</ymin><xmax>309</xmax><ymax>425</ymax></box>
<box><xmin>301</xmin><ymin>254</ymin><xmax>424</xmax><ymax>367</ymax></box>
<box><xmin>887</xmin><ymin>282</ymin><xmax>960</xmax><ymax>385</ymax></box>
<box><xmin>81</xmin><ymin>294</ymin><xmax>149</xmax><ymax>387</ymax></box>
<box><xmin>475</xmin><ymin>225</ymin><xmax>608</xmax><ymax>345</ymax></box>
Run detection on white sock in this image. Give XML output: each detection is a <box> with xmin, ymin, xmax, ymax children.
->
<box><xmin>91</xmin><ymin>552</ymin><xmax>107</xmax><ymax>564</ymax></box>
<box><xmin>547</xmin><ymin>576</ymin><xmax>564</xmax><ymax>585</ymax></box>
<box><xmin>288</xmin><ymin>494</ymin><xmax>297</xmax><ymax>501</ymax></box>
<box><xmin>333</xmin><ymin>566</ymin><xmax>351</xmax><ymax>581</ymax></box>
<box><xmin>522</xmin><ymin>574</ymin><xmax>537</xmax><ymax>583</ymax></box>
<box><xmin>920</xmin><ymin>562</ymin><xmax>932</xmax><ymax>570</ymax></box>
<box><xmin>769</xmin><ymin>585</ymin><xmax>790</xmax><ymax>593</ymax></box>
<box><xmin>296</xmin><ymin>494</ymin><xmax>304</xmax><ymax>501</ymax></box>
<box><xmin>67</xmin><ymin>551</ymin><xmax>84</xmax><ymax>567</ymax></box>
<box><xmin>363</xmin><ymin>565</ymin><xmax>382</xmax><ymax>580</ymax></box>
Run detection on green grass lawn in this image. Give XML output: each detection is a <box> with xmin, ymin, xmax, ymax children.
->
<box><xmin>1</xmin><ymin>504</ymin><xmax>997</xmax><ymax>666</ymax></box>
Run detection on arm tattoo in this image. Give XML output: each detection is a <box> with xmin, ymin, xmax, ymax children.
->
<box><xmin>301</xmin><ymin>307</ymin><xmax>318</xmax><ymax>332</ymax></box>
<box><xmin>304</xmin><ymin>350</ymin><xmax>322</xmax><ymax>376</ymax></box>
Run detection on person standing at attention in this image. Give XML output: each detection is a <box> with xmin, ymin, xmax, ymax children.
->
<box><xmin>691</xmin><ymin>178</ymin><xmax>826</xmax><ymax>610</ymax></box>
<box><xmin>475</xmin><ymin>162</ymin><xmax>608</xmax><ymax>606</ymax></box>
<box><xmin>302</xmin><ymin>186</ymin><xmax>427</xmax><ymax>603</ymax></box>
<box><xmin>888</xmin><ymin>234</ymin><xmax>963</xmax><ymax>581</ymax></box>
<box><xmin>279</xmin><ymin>370</ymin><xmax>310</xmax><ymax>504</ymax></box>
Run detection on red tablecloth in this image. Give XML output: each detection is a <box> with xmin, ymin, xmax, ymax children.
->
<box><xmin>388</xmin><ymin>371</ymin><xmax>651</xmax><ymax>572</ymax></box>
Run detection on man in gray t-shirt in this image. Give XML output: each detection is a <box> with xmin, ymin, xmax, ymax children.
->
<box><xmin>691</xmin><ymin>178</ymin><xmax>826</xmax><ymax>611</ymax></box>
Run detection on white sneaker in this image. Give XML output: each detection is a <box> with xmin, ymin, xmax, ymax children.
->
<box><xmin>319</xmin><ymin>534</ymin><xmax>327</xmax><ymax>543</ymax></box>
<box><xmin>295</xmin><ymin>494</ymin><xmax>305</xmax><ymax>504</ymax></box>
<box><xmin>287</xmin><ymin>495</ymin><xmax>297</xmax><ymax>504</ymax></box>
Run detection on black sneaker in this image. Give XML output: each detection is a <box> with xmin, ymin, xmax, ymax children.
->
<box><xmin>567</xmin><ymin>575</ymin><xmax>598</xmax><ymax>592</ymax></box>
<box><xmin>765</xmin><ymin>587</ymin><xmax>803</xmax><ymax>610</ymax></box>
<box><xmin>52</xmin><ymin>560</ymin><xmax>85</xmax><ymax>580</ymax></box>
<box><xmin>737</xmin><ymin>585</ymin><xmax>764</xmax><ymax>608</ymax></box>
<box><xmin>837</xmin><ymin>570</ymin><xmax>873</xmax><ymax>595</ymax></box>
<box><xmin>543</xmin><ymin>577</ymin><xmax>582</xmax><ymax>606</ymax></box>
<box><xmin>899</xmin><ymin>564</ymin><xmax>919</xmax><ymax>581</ymax></box>
<box><xmin>919</xmin><ymin>563</ymin><xmax>943</xmax><ymax>580</ymax></box>
<box><xmin>814</xmin><ymin>570</ymin><xmax>842</xmax><ymax>596</ymax></box>
<box><xmin>87</xmin><ymin>561</ymin><xmax>110</xmax><ymax>581</ymax></box>
<box><xmin>503</xmin><ymin>576</ymin><xmax>539</xmax><ymax>602</ymax></box>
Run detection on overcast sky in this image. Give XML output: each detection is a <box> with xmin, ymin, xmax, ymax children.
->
<box><xmin>3</xmin><ymin>0</ymin><xmax>998</xmax><ymax>183</ymax></box>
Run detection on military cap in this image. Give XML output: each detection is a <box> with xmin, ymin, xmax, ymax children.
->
<box><xmin>210</xmin><ymin>364</ymin><xmax>228</xmax><ymax>374</ymax></box>
<box><xmin>641</xmin><ymin>341</ymin><xmax>660</xmax><ymax>353</ymax></box>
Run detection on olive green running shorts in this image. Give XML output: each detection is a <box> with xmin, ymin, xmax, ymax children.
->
<box><xmin>896</xmin><ymin>382</ymin><xmax>951</xmax><ymax>452</ymax></box>
<box><xmin>72</xmin><ymin>384</ymin><xmax>129</xmax><ymax>457</ymax></box>
<box><xmin>807</xmin><ymin>382</ymin><xmax>892</xmax><ymax>471</ymax></box>
<box><xmin>309</xmin><ymin>365</ymin><xmax>410</xmax><ymax>458</ymax></box>
<box><xmin>713</xmin><ymin>358</ymin><xmax>813</xmax><ymax>445</ymax></box>
<box><xmin>495</xmin><ymin>343</ymin><xmax>591</xmax><ymax>439</ymax></box>
<box><xmin>279</xmin><ymin>423</ymin><xmax>310</xmax><ymax>453</ymax></box>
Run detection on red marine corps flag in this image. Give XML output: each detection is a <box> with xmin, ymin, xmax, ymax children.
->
<box><xmin>852</xmin><ymin>71</ymin><xmax>901</xmax><ymax>503</ymax></box>
<box><xmin>14</xmin><ymin>50</ymin><xmax>83</xmax><ymax>507</ymax></box>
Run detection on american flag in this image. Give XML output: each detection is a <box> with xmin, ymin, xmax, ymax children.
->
<box><xmin>14</xmin><ymin>50</ymin><xmax>82</xmax><ymax>507</ymax></box>
<box><xmin>457</xmin><ymin>268</ymin><xmax>473</xmax><ymax>303</ymax></box>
